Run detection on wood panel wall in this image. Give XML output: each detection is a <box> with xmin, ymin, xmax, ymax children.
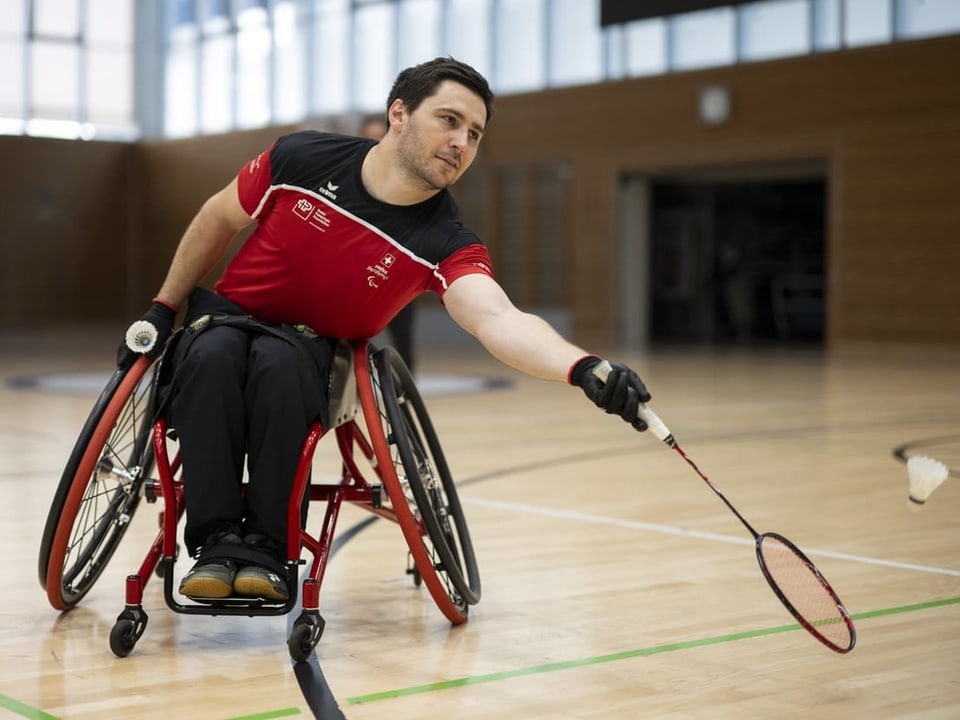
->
<box><xmin>1</xmin><ymin>35</ymin><xmax>957</xmax><ymax>351</ymax></box>
<box><xmin>0</xmin><ymin>136</ymin><xmax>132</xmax><ymax>326</ymax></box>
<box><xmin>475</xmin><ymin>35</ymin><xmax>960</xmax><ymax>349</ymax></box>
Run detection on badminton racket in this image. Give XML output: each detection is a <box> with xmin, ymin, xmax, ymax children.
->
<box><xmin>593</xmin><ymin>361</ymin><xmax>856</xmax><ymax>654</ymax></box>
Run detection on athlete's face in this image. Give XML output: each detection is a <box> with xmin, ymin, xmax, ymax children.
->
<box><xmin>392</xmin><ymin>80</ymin><xmax>486</xmax><ymax>192</ymax></box>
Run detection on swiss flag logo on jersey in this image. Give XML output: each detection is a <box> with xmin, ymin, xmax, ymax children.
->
<box><xmin>380</xmin><ymin>253</ymin><xmax>395</xmax><ymax>268</ymax></box>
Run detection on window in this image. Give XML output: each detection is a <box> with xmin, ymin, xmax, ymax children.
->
<box><xmin>549</xmin><ymin>0</ymin><xmax>604</xmax><ymax>87</ymax></box>
<box><xmin>845</xmin><ymin>0</ymin><xmax>893</xmax><ymax>47</ymax></box>
<box><xmin>813</xmin><ymin>0</ymin><xmax>841</xmax><ymax>50</ymax></box>
<box><xmin>6</xmin><ymin>1</ymin><xmax>960</xmax><ymax>141</ymax></box>
<box><xmin>670</xmin><ymin>6</ymin><xmax>736</xmax><ymax>71</ymax></box>
<box><xmin>200</xmin><ymin>32</ymin><xmax>233</xmax><ymax>134</ymax></box>
<box><xmin>31</xmin><ymin>41</ymin><xmax>80</xmax><ymax>121</ymax></box>
<box><xmin>445</xmin><ymin>0</ymin><xmax>492</xmax><ymax>79</ymax></box>
<box><xmin>87</xmin><ymin>0</ymin><xmax>134</xmax><ymax>132</ymax></box>
<box><xmin>625</xmin><ymin>18</ymin><xmax>668</xmax><ymax>76</ymax></box>
<box><xmin>274</xmin><ymin>0</ymin><xmax>308</xmax><ymax>123</ymax></box>
<box><xmin>494</xmin><ymin>0</ymin><xmax>545</xmax><ymax>93</ymax></box>
<box><xmin>739</xmin><ymin>0</ymin><xmax>810</xmax><ymax>61</ymax></box>
<box><xmin>897</xmin><ymin>0</ymin><xmax>960</xmax><ymax>40</ymax></box>
<box><xmin>398</xmin><ymin>0</ymin><xmax>443</xmax><ymax>71</ymax></box>
<box><xmin>165</xmin><ymin>26</ymin><xmax>199</xmax><ymax>137</ymax></box>
<box><xmin>353</xmin><ymin>1</ymin><xmax>395</xmax><ymax>111</ymax></box>
<box><xmin>236</xmin><ymin>4</ymin><xmax>271</xmax><ymax>128</ymax></box>
<box><xmin>312</xmin><ymin>0</ymin><xmax>351</xmax><ymax>115</ymax></box>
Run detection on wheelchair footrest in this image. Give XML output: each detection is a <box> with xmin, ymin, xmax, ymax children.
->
<box><xmin>185</xmin><ymin>596</ymin><xmax>285</xmax><ymax>609</ymax></box>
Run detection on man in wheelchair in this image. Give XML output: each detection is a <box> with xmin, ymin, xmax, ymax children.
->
<box><xmin>119</xmin><ymin>57</ymin><xmax>651</xmax><ymax>604</ymax></box>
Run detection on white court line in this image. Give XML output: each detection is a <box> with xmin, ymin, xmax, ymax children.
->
<box><xmin>461</xmin><ymin>495</ymin><xmax>960</xmax><ymax>578</ymax></box>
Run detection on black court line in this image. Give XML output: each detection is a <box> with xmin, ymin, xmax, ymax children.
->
<box><xmin>289</xmin><ymin>517</ymin><xmax>379</xmax><ymax>719</ymax></box>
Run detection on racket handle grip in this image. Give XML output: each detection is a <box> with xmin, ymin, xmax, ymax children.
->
<box><xmin>591</xmin><ymin>360</ymin><xmax>675</xmax><ymax>446</ymax></box>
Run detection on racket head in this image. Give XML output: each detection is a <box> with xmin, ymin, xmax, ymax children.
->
<box><xmin>756</xmin><ymin>532</ymin><xmax>856</xmax><ymax>654</ymax></box>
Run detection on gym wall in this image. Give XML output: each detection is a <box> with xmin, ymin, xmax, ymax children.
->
<box><xmin>1</xmin><ymin>34</ymin><xmax>957</xmax><ymax>350</ymax></box>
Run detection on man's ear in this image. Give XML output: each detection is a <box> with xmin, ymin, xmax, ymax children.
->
<box><xmin>387</xmin><ymin>98</ymin><xmax>407</xmax><ymax>132</ymax></box>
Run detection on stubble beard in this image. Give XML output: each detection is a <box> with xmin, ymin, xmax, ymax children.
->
<box><xmin>396</xmin><ymin>123</ymin><xmax>455</xmax><ymax>193</ymax></box>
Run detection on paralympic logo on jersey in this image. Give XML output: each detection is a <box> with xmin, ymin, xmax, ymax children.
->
<box><xmin>366</xmin><ymin>252</ymin><xmax>395</xmax><ymax>288</ymax></box>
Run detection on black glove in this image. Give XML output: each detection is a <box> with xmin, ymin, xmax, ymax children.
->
<box><xmin>569</xmin><ymin>355</ymin><xmax>651</xmax><ymax>432</ymax></box>
<box><xmin>117</xmin><ymin>299</ymin><xmax>177</xmax><ymax>369</ymax></box>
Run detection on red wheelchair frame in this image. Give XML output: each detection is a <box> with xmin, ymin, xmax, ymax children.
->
<box><xmin>38</xmin><ymin>340</ymin><xmax>481</xmax><ymax>661</ymax></box>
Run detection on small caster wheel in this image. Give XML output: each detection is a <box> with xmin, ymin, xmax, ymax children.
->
<box><xmin>288</xmin><ymin>613</ymin><xmax>325</xmax><ymax>663</ymax></box>
<box><xmin>110</xmin><ymin>618</ymin><xmax>138</xmax><ymax>657</ymax></box>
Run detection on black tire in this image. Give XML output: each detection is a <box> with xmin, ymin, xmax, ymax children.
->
<box><xmin>372</xmin><ymin>347</ymin><xmax>481</xmax><ymax>607</ymax></box>
<box><xmin>288</xmin><ymin>623</ymin><xmax>315</xmax><ymax>662</ymax></box>
<box><xmin>288</xmin><ymin>614</ymin><xmax>324</xmax><ymax>663</ymax></box>
<box><xmin>38</xmin><ymin>356</ymin><xmax>158</xmax><ymax>609</ymax></box>
<box><xmin>109</xmin><ymin>618</ymin><xmax>138</xmax><ymax>658</ymax></box>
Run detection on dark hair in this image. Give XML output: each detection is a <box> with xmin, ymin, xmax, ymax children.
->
<box><xmin>387</xmin><ymin>57</ymin><xmax>495</xmax><ymax>124</ymax></box>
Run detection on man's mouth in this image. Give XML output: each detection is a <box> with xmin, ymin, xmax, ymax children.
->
<box><xmin>438</xmin><ymin>154</ymin><xmax>459</xmax><ymax>170</ymax></box>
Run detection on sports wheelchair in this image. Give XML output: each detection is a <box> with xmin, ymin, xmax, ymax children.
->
<box><xmin>37</xmin><ymin>339</ymin><xmax>481</xmax><ymax>661</ymax></box>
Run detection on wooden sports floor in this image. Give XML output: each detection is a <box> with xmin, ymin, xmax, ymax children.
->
<box><xmin>2</xmin><ymin>329</ymin><xmax>959</xmax><ymax>719</ymax></box>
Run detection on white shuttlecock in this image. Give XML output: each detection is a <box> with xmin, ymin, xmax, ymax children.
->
<box><xmin>125</xmin><ymin>320</ymin><xmax>158</xmax><ymax>354</ymax></box>
<box><xmin>907</xmin><ymin>455</ymin><xmax>949</xmax><ymax>509</ymax></box>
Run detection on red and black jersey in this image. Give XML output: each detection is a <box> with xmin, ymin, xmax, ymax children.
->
<box><xmin>214</xmin><ymin>130</ymin><xmax>494</xmax><ymax>340</ymax></box>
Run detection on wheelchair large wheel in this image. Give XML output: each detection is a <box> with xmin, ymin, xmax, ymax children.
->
<box><xmin>38</xmin><ymin>355</ymin><xmax>157</xmax><ymax>610</ymax></box>
<box><xmin>360</xmin><ymin>346</ymin><xmax>481</xmax><ymax>623</ymax></box>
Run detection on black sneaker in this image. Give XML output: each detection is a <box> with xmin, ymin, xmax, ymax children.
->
<box><xmin>178</xmin><ymin>531</ymin><xmax>242</xmax><ymax>599</ymax></box>
<box><xmin>179</xmin><ymin>559</ymin><xmax>237</xmax><ymax>599</ymax></box>
<box><xmin>233</xmin><ymin>564</ymin><xmax>289</xmax><ymax>601</ymax></box>
<box><xmin>233</xmin><ymin>532</ymin><xmax>289</xmax><ymax>601</ymax></box>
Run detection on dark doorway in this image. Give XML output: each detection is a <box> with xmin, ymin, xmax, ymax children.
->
<box><xmin>649</xmin><ymin>172</ymin><xmax>826</xmax><ymax>346</ymax></box>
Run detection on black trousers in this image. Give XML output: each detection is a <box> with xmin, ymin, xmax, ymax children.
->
<box><xmin>169</xmin><ymin>290</ymin><xmax>331</xmax><ymax>556</ymax></box>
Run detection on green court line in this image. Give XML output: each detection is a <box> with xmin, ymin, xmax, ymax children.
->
<box><xmin>0</xmin><ymin>695</ymin><xmax>59</xmax><ymax>720</ymax></box>
<box><xmin>4</xmin><ymin>598</ymin><xmax>956</xmax><ymax>717</ymax></box>
<box><xmin>224</xmin><ymin>708</ymin><xmax>302</xmax><ymax>720</ymax></box>
<box><xmin>0</xmin><ymin>697</ymin><xmax>303</xmax><ymax>720</ymax></box>
<box><xmin>346</xmin><ymin>595</ymin><xmax>960</xmax><ymax>705</ymax></box>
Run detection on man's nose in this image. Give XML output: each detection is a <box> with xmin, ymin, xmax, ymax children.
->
<box><xmin>449</xmin><ymin>127</ymin><xmax>468</xmax><ymax>150</ymax></box>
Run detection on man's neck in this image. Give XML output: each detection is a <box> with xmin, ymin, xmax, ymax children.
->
<box><xmin>361</xmin><ymin>141</ymin><xmax>440</xmax><ymax>207</ymax></box>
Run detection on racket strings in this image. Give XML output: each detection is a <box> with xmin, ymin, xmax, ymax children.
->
<box><xmin>758</xmin><ymin>535</ymin><xmax>853</xmax><ymax>649</ymax></box>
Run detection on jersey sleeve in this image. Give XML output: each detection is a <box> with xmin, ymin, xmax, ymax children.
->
<box><xmin>431</xmin><ymin>243</ymin><xmax>495</xmax><ymax>297</ymax></box>
<box><xmin>236</xmin><ymin>141</ymin><xmax>277</xmax><ymax>217</ymax></box>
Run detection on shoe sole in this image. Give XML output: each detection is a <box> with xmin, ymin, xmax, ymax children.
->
<box><xmin>180</xmin><ymin>576</ymin><xmax>234</xmax><ymax>599</ymax></box>
<box><xmin>233</xmin><ymin>575</ymin><xmax>288</xmax><ymax>602</ymax></box>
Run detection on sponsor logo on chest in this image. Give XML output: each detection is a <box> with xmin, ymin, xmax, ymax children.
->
<box><xmin>318</xmin><ymin>180</ymin><xmax>339</xmax><ymax>201</ymax></box>
<box><xmin>291</xmin><ymin>197</ymin><xmax>331</xmax><ymax>231</ymax></box>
